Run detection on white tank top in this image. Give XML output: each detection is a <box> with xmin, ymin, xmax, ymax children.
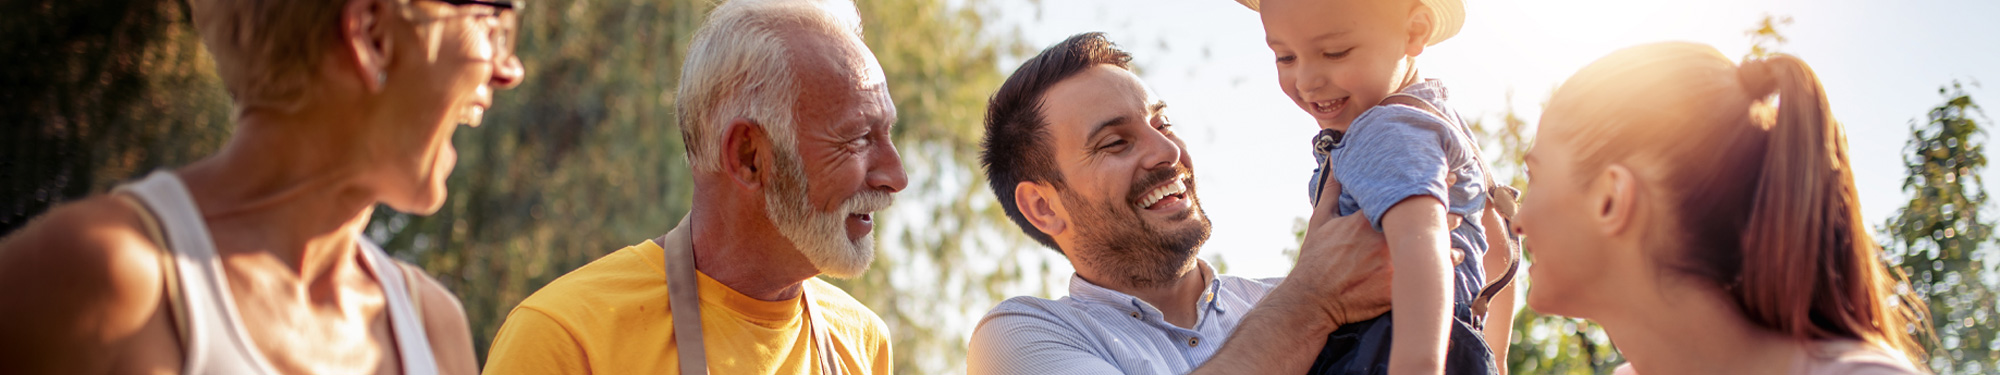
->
<box><xmin>118</xmin><ymin>171</ymin><xmax>439</xmax><ymax>375</ymax></box>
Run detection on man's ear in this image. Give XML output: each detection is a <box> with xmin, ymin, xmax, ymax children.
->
<box><xmin>341</xmin><ymin>0</ymin><xmax>393</xmax><ymax>93</ymax></box>
<box><xmin>1015</xmin><ymin>181</ymin><xmax>1068</xmax><ymax>239</ymax></box>
<box><xmin>721</xmin><ymin>118</ymin><xmax>772</xmax><ymax>192</ymax></box>
<box><xmin>1593</xmin><ymin>164</ymin><xmax>1641</xmax><ymax>236</ymax></box>
<box><xmin>1403</xmin><ymin>5</ymin><xmax>1433</xmax><ymax>57</ymax></box>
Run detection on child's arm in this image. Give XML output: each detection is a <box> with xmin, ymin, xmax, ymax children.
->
<box><xmin>1382</xmin><ymin>196</ymin><xmax>1454</xmax><ymax>375</ymax></box>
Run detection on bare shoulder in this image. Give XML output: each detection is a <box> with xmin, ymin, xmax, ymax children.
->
<box><xmin>0</xmin><ymin>194</ymin><xmax>168</xmax><ymax>302</ymax></box>
<box><xmin>395</xmin><ymin>261</ymin><xmax>478</xmax><ymax>375</ymax></box>
<box><xmin>0</xmin><ymin>194</ymin><xmax>173</xmax><ymax>372</ymax></box>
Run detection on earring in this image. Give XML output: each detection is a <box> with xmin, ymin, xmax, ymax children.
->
<box><xmin>375</xmin><ymin>72</ymin><xmax>387</xmax><ymax>86</ymax></box>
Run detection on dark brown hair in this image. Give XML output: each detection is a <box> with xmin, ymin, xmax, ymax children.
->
<box><xmin>981</xmin><ymin>32</ymin><xmax>1132</xmax><ymax>254</ymax></box>
<box><xmin>1547</xmin><ymin>42</ymin><xmax>1926</xmax><ymax>362</ymax></box>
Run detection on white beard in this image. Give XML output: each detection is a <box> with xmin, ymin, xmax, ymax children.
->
<box><xmin>763</xmin><ymin>148</ymin><xmax>892</xmax><ymax>278</ymax></box>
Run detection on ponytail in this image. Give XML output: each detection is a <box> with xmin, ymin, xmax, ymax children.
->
<box><xmin>1734</xmin><ymin>55</ymin><xmax>1927</xmax><ymax>363</ymax></box>
<box><xmin>1549</xmin><ymin>44</ymin><xmax>1927</xmax><ymax>366</ymax></box>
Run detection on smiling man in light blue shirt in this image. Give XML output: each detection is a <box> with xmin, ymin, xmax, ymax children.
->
<box><xmin>969</xmin><ymin>32</ymin><xmax>1399</xmax><ymax>375</ymax></box>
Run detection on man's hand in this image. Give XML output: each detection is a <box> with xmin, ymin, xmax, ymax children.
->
<box><xmin>1289</xmin><ymin>177</ymin><xmax>1394</xmax><ymax>327</ymax></box>
<box><xmin>1188</xmin><ymin>178</ymin><xmax>1397</xmax><ymax>375</ymax></box>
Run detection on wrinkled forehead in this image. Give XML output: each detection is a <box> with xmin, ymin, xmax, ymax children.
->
<box><xmin>788</xmin><ymin>31</ymin><xmax>894</xmax><ymax>121</ymax></box>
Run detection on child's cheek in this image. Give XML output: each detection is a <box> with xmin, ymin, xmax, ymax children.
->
<box><xmin>1275</xmin><ymin>68</ymin><xmax>1304</xmax><ymax>107</ymax></box>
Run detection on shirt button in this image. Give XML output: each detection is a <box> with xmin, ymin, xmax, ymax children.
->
<box><xmin>1187</xmin><ymin>337</ymin><xmax>1200</xmax><ymax>347</ymax></box>
<box><xmin>1129</xmin><ymin>311</ymin><xmax>1140</xmax><ymax>319</ymax></box>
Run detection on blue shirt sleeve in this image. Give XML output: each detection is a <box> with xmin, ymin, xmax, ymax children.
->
<box><xmin>1331</xmin><ymin>105</ymin><xmax>1456</xmax><ymax>232</ymax></box>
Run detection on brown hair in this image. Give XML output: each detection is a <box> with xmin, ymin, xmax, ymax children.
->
<box><xmin>1546</xmin><ymin>42</ymin><xmax>1926</xmax><ymax>363</ymax></box>
<box><xmin>981</xmin><ymin>32</ymin><xmax>1132</xmax><ymax>254</ymax></box>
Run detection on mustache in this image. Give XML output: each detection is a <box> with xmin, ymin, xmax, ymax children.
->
<box><xmin>842</xmin><ymin>189</ymin><xmax>895</xmax><ymax>214</ymax></box>
<box><xmin>1127</xmin><ymin>165</ymin><xmax>1194</xmax><ymax>205</ymax></box>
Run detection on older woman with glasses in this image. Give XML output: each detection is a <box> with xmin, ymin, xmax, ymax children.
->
<box><xmin>0</xmin><ymin>0</ymin><xmax>524</xmax><ymax>373</ymax></box>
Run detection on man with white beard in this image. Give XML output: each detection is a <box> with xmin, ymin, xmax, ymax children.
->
<box><xmin>481</xmin><ymin>0</ymin><xmax>906</xmax><ymax>373</ymax></box>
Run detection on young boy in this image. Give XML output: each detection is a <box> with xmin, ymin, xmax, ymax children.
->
<box><xmin>1241</xmin><ymin>0</ymin><xmax>1513</xmax><ymax>373</ymax></box>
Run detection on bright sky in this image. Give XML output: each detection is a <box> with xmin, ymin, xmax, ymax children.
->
<box><xmin>987</xmin><ymin>0</ymin><xmax>2000</xmax><ymax>278</ymax></box>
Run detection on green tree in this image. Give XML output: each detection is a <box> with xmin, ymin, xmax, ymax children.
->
<box><xmin>830</xmin><ymin>1</ymin><xmax>1065</xmax><ymax>373</ymax></box>
<box><xmin>1880</xmin><ymin>81</ymin><xmax>1998</xmax><ymax>374</ymax></box>
<box><xmin>1</xmin><ymin>0</ymin><xmax>233</xmax><ymax>234</ymax></box>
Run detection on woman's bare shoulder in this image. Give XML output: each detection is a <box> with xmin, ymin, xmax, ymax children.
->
<box><xmin>0</xmin><ymin>194</ymin><xmax>174</xmax><ymax>372</ymax></box>
<box><xmin>0</xmin><ymin>194</ymin><xmax>167</xmax><ymax>290</ymax></box>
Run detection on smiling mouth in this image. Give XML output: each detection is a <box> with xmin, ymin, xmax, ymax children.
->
<box><xmin>459</xmin><ymin>105</ymin><xmax>487</xmax><ymax>127</ymax></box>
<box><xmin>1309</xmin><ymin>97</ymin><xmax>1348</xmax><ymax>117</ymax></box>
<box><xmin>1136</xmin><ymin>177</ymin><xmax>1190</xmax><ymax>210</ymax></box>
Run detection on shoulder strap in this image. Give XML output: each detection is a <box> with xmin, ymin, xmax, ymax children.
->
<box><xmin>661</xmin><ymin>218</ymin><xmax>841</xmax><ymax>375</ymax></box>
<box><xmin>1378</xmin><ymin>94</ymin><xmax>1523</xmax><ymax>324</ymax></box>
<box><xmin>661</xmin><ymin>221</ymin><xmax>709</xmax><ymax>375</ymax></box>
<box><xmin>360</xmin><ymin>240</ymin><xmax>441</xmax><ymax>375</ymax></box>
<box><xmin>112</xmin><ymin>192</ymin><xmax>193</xmax><ymax>361</ymax></box>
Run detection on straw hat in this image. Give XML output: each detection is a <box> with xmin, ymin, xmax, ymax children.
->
<box><xmin>1232</xmin><ymin>0</ymin><xmax>1464</xmax><ymax>46</ymax></box>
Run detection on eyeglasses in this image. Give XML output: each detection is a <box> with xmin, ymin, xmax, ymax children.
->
<box><xmin>425</xmin><ymin>0</ymin><xmax>521</xmax><ymax>62</ymax></box>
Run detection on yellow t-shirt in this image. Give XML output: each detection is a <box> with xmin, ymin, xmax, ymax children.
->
<box><xmin>482</xmin><ymin>239</ymin><xmax>893</xmax><ymax>374</ymax></box>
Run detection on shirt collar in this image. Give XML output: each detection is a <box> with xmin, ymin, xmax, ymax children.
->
<box><xmin>1066</xmin><ymin>260</ymin><xmax>1228</xmax><ymax>321</ymax></box>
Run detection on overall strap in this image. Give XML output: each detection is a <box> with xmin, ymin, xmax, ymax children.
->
<box><xmin>661</xmin><ymin>226</ymin><xmax>709</xmax><ymax>375</ymax></box>
<box><xmin>1378</xmin><ymin>93</ymin><xmax>1522</xmax><ymax>324</ymax></box>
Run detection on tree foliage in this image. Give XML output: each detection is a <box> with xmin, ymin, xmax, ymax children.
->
<box><xmin>1</xmin><ymin>0</ymin><xmax>233</xmax><ymax>233</ymax></box>
<box><xmin>1881</xmin><ymin>81</ymin><xmax>1998</xmax><ymax>374</ymax></box>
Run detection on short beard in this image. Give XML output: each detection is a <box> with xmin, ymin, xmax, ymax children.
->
<box><xmin>764</xmin><ymin>146</ymin><xmax>893</xmax><ymax>279</ymax></box>
<box><xmin>1064</xmin><ymin>167</ymin><xmax>1212</xmax><ymax>289</ymax></box>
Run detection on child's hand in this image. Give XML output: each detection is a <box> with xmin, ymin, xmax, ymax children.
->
<box><xmin>1293</xmin><ymin>178</ymin><xmax>1395</xmax><ymax>326</ymax></box>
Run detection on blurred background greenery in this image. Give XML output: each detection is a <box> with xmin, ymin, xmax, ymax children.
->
<box><xmin>1</xmin><ymin>1</ymin><xmax>1991</xmax><ymax>374</ymax></box>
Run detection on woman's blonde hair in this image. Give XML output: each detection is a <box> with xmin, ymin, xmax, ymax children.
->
<box><xmin>190</xmin><ymin>0</ymin><xmax>396</xmax><ymax>113</ymax></box>
<box><xmin>1548</xmin><ymin>42</ymin><xmax>1928</xmax><ymax>364</ymax></box>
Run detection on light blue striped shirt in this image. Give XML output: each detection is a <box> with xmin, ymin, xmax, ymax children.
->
<box><xmin>966</xmin><ymin>262</ymin><xmax>1282</xmax><ymax>374</ymax></box>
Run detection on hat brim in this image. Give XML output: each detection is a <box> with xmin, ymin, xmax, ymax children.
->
<box><xmin>1226</xmin><ymin>0</ymin><xmax>1462</xmax><ymax>46</ymax></box>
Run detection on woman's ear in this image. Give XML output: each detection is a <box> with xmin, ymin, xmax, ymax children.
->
<box><xmin>1403</xmin><ymin>4</ymin><xmax>1433</xmax><ymax>57</ymax></box>
<box><xmin>721</xmin><ymin>118</ymin><xmax>772</xmax><ymax>192</ymax></box>
<box><xmin>342</xmin><ymin>0</ymin><xmax>393</xmax><ymax>93</ymax></box>
<box><xmin>1594</xmin><ymin>164</ymin><xmax>1641</xmax><ymax>236</ymax></box>
<box><xmin>1015</xmin><ymin>182</ymin><xmax>1068</xmax><ymax>240</ymax></box>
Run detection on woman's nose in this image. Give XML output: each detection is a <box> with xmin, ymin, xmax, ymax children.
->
<box><xmin>491</xmin><ymin>56</ymin><xmax>525</xmax><ymax>90</ymax></box>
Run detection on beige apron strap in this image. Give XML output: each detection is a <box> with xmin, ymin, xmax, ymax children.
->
<box><xmin>661</xmin><ymin>218</ymin><xmax>708</xmax><ymax>375</ymax></box>
<box><xmin>801</xmin><ymin>290</ymin><xmax>843</xmax><ymax>375</ymax></box>
<box><xmin>661</xmin><ymin>215</ymin><xmax>839</xmax><ymax>375</ymax></box>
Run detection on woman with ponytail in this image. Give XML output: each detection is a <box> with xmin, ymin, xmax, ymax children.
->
<box><xmin>1510</xmin><ymin>41</ymin><xmax>1929</xmax><ymax>374</ymax></box>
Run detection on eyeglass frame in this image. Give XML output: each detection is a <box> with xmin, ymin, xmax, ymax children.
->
<box><xmin>421</xmin><ymin>0</ymin><xmax>521</xmax><ymax>62</ymax></box>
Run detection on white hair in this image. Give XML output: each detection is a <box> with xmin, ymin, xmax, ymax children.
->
<box><xmin>676</xmin><ymin>0</ymin><xmax>865</xmax><ymax>174</ymax></box>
